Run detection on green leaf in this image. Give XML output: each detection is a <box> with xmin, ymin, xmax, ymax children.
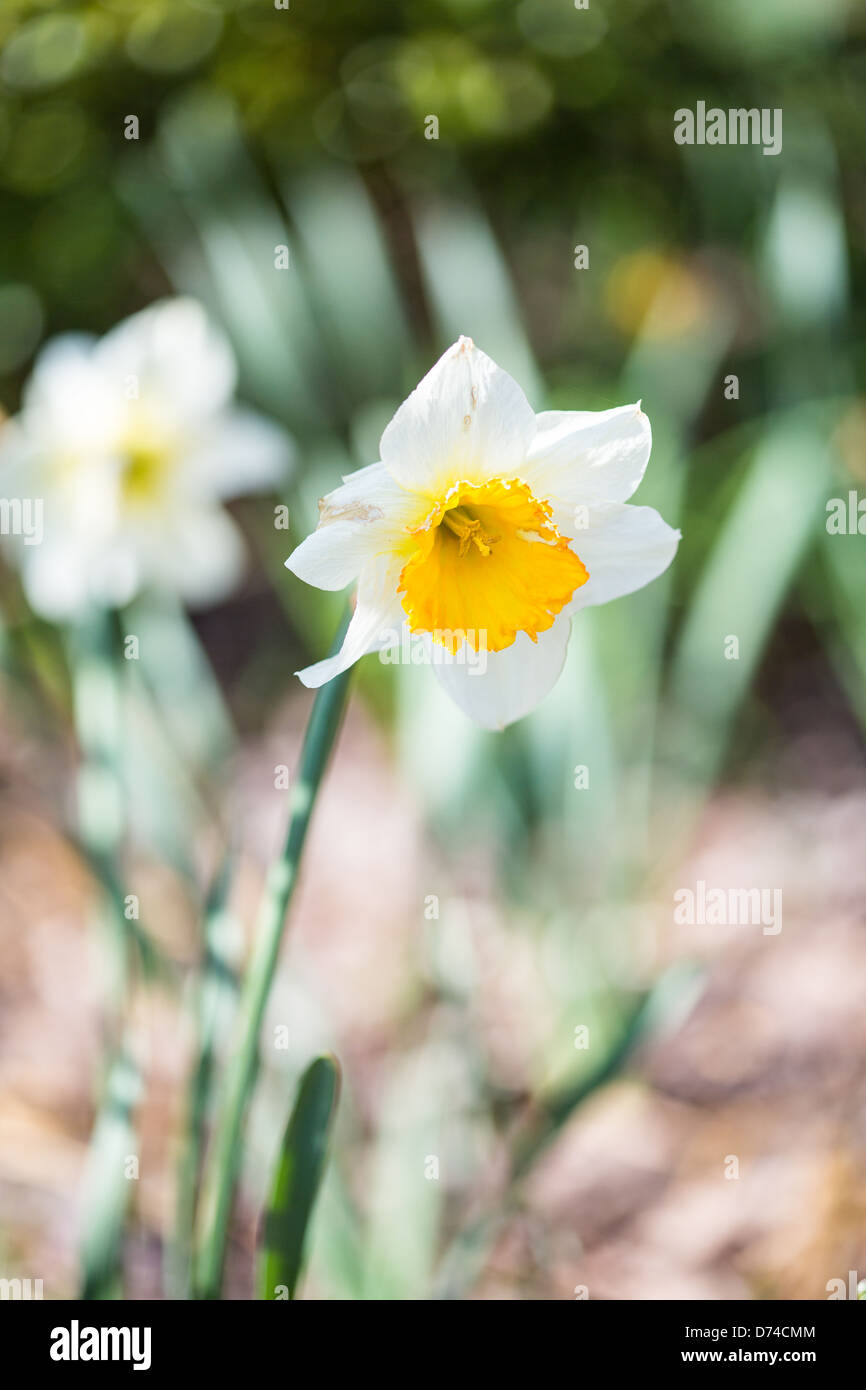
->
<box><xmin>666</xmin><ymin>405</ymin><xmax>836</xmax><ymax>794</ymax></box>
<box><xmin>257</xmin><ymin>1054</ymin><xmax>341</xmax><ymax>1301</ymax></box>
<box><xmin>807</xmin><ymin>524</ymin><xmax>866</xmax><ymax>737</ymax></box>
<box><xmin>78</xmin><ymin>1047</ymin><xmax>142</xmax><ymax>1300</ymax></box>
<box><xmin>169</xmin><ymin>854</ymin><xmax>240</xmax><ymax>1298</ymax></box>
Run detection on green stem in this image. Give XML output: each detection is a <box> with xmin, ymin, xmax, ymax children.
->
<box><xmin>69</xmin><ymin>609</ymin><xmax>131</xmax><ymax>1024</ymax></box>
<box><xmin>69</xmin><ymin>607</ymin><xmax>141</xmax><ymax>1298</ymax></box>
<box><xmin>193</xmin><ymin>613</ymin><xmax>353</xmax><ymax>1299</ymax></box>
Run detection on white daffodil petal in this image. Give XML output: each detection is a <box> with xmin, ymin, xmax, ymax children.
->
<box><xmin>567</xmin><ymin>502</ymin><xmax>680</xmax><ymax>612</ymax></box>
<box><xmin>146</xmin><ymin>508</ymin><xmax>247</xmax><ymax>608</ymax></box>
<box><xmin>334</xmin><ymin>459</ymin><xmax>399</xmax><ymax>501</ymax></box>
<box><xmin>296</xmin><ymin>556</ymin><xmax>405</xmax><ymax>688</ymax></box>
<box><xmin>94</xmin><ymin>298</ymin><xmax>237</xmax><ymax>423</ymax></box>
<box><xmin>322</xmin><ymin>460</ymin><xmax>424</xmax><ymax>529</ymax></box>
<box><xmin>432</xmin><ymin>618</ymin><xmax>572</xmax><ymax>731</ymax></box>
<box><xmin>20</xmin><ymin>335</ymin><xmax>121</xmax><ymax>457</ymax></box>
<box><xmin>22</xmin><ymin>536</ymin><xmax>127</xmax><ymax>620</ymax></box>
<box><xmin>524</xmin><ymin>402</ymin><xmax>651</xmax><ymax>506</ymax></box>
<box><xmin>188</xmin><ymin>408</ymin><xmax>293</xmax><ymax>499</ymax></box>
<box><xmin>286</xmin><ymin>462</ymin><xmax>420</xmax><ymax>591</ymax></box>
<box><xmin>287</xmin><ymin>522</ymin><xmax>384</xmax><ymax>592</ymax></box>
<box><xmin>522</xmin><ymin>400</ymin><xmax>650</xmax><ymax>508</ymax></box>
<box><xmin>379</xmin><ymin>336</ymin><xmax>536</xmax><ymax>496</ymax></box>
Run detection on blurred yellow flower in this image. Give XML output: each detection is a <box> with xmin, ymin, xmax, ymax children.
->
<box><xmin>605</xmin><ymin>249</ymin><xmax>711</xmax><ymax>340</ymax></box>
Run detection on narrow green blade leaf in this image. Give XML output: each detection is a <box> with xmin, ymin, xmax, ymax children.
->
<box><xmin>170</xmin><ymin>854</ymin><xmax>240</xmax><ymax>1298</ymax></box>
<box><xmin>257</xmin><ymin>1054</ymin><xmax>341</xmax><ymax>1301</ymax></box>
<box><xmin>78</xmin><ymin>1047</ymin><xmax>141</xmax><ymax>1300</ymax></box>
<box><xmin>666</xmin><ymin>406</ymin><xmax>835</xmax><ymax>793</ymax></box>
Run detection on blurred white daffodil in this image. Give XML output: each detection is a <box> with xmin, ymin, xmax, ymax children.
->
<box><xmin>287</xmin><ymin>336</ymin><xmax>680</xmax><ymax>730</ymax></box>
<box><xmin>0</xmin><ymin>298</ymin><xmax>291</xmax><ymax>618</ymax></box>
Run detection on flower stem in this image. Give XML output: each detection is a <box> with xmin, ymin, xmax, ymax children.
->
<box><xmin>69</xmin><ymin>607</ymin><xmax>142</xmax><ymax>1298</ymax></box>
<box><xmin>193</xmin><ymin>611</ymin><xmax>352</xmax><ymax>1299</ymax></box>
<box><xmin>69</xmin><ymin>609</ymin><xmax>130</xmax><ymax>1025</ymax></box>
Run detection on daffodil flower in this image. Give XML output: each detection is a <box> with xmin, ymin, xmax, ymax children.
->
<box><xmin>0</xmin><ymin>298</ymin><xmax>292</xmax><ymax>618</ymax></box>
<box><xmin>287</xmin><ymin>337</ymin><xmax>680</xmax><ymax>729</ymax></box>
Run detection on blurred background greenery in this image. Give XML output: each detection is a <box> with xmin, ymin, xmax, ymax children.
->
<box><xmin>1</xmin><ymin>0</ymin><xmax>865</xmax><ymax>1300</ymax></box>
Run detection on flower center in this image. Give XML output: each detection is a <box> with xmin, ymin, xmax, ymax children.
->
<box><xmin>439</xmin><ymin>504</ymin><xmax>500</xmax><ymax>557</ymax></box>
<box><xmin>117</xmin><ymin>411</ymin><xmax>177</xmax><ymax>510</ymax></box>
<box><xmin>398</xmin><ymin>478</ymin><xmax>589</xmax><ymax>654</ymax></box>
<box><xmin>122</xmin><ymin>441</ymin><xmax>172</xmax><ymax>507</ymax></box>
